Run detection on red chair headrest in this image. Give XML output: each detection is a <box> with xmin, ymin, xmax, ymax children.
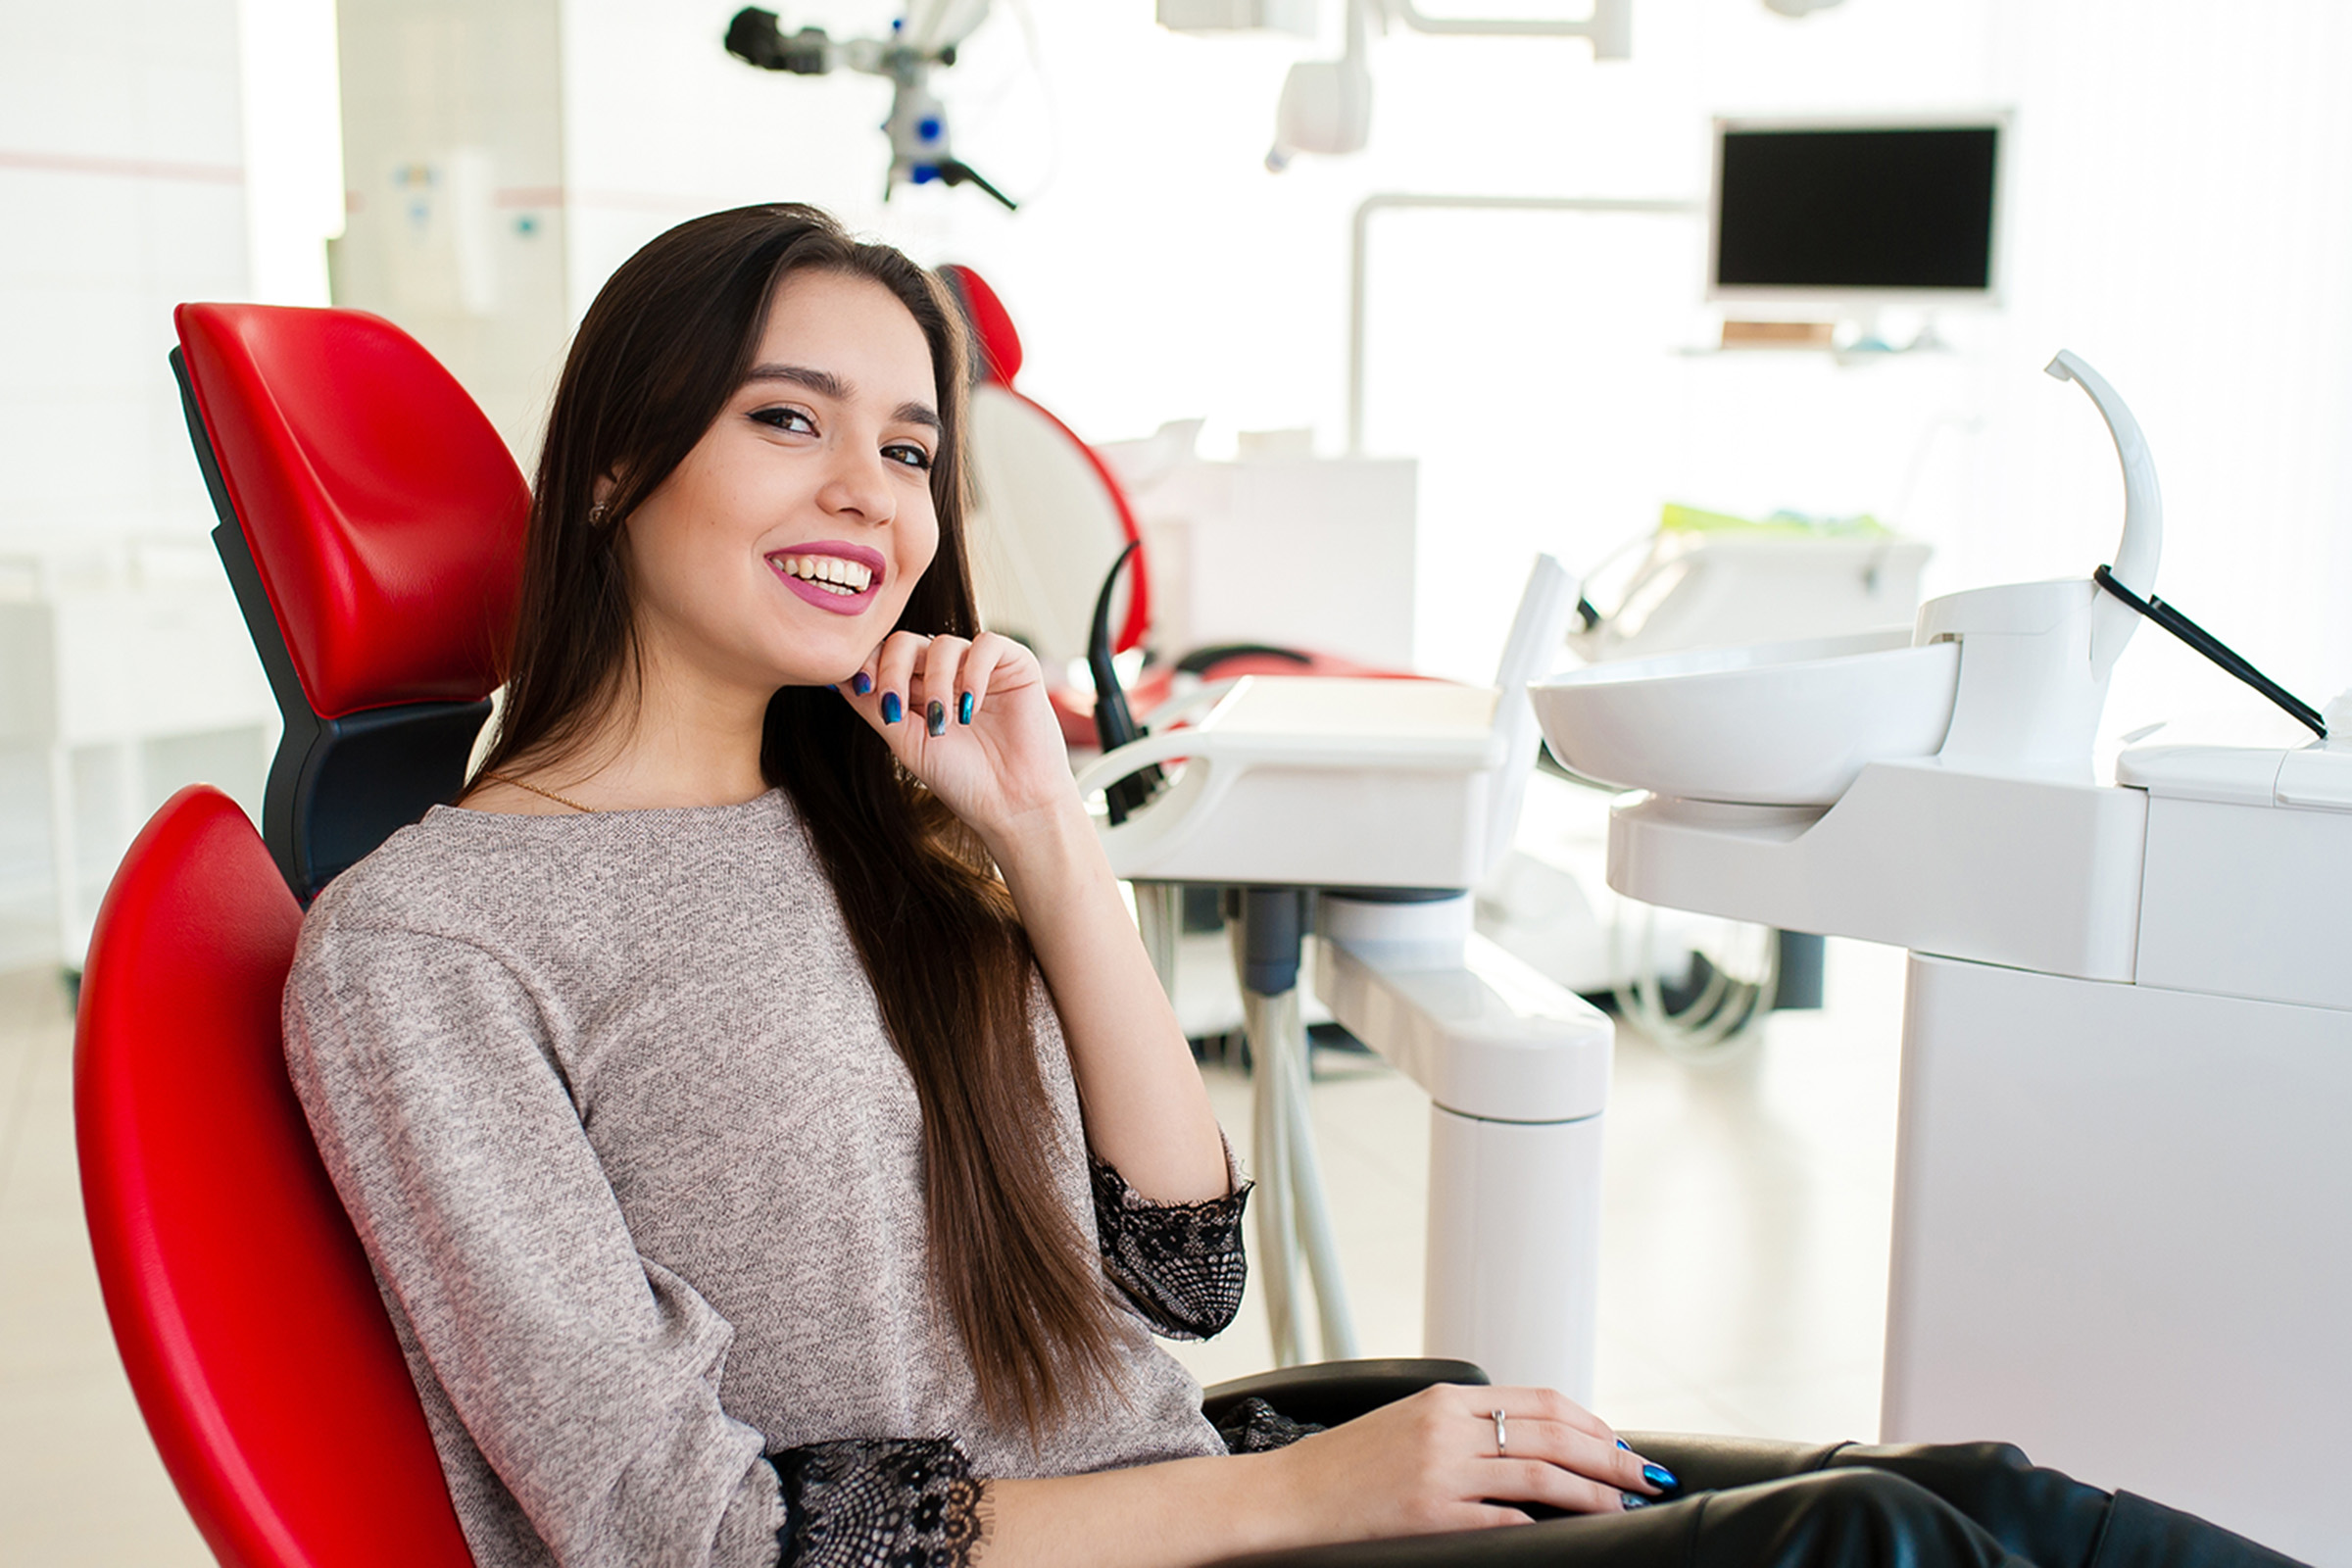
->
<box><xmin>938</xmin><ymin>265</ymin><xmax>1024</xmax><ymax>387</ymax></box>
<box><xmin>76</xmin><ymin>787</ymin><xmax>472</xmax><ymax>1566</ymax></box>
<box><xmin>173</xmin><ymin>304</ymin><xmax>527</xmax><ymax>720</ymax></box>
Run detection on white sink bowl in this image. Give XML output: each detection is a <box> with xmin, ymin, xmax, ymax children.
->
<box><xmin>1529</xmin><ymin>629</ymin><xmax>1961</xmax><ymax>807</ymax></box>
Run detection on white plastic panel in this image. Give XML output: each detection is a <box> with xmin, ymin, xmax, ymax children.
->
<box><xmin>1080</xmin><ymin>557</ymin><xmax>1579</xmax><ymax>891</ymax></box>
<box><xmin>2133</xmin><ymin>795</ymin><xmax>2352</xmax><ymax>1010</ymax></box>
<box><xmin>2118</xmin><ymin>740</ymin><xmax>2352</xmax><ymax>813</ymax></box>
<box><xmin>2274</xmin><ymin>746</ymin><xmax>2352</xmax><ymax>810</ymax></box>
<box><xmin>1424</xmin><ymin>1107</ymin><xmax>1605</xmax><ymax>1402</ymax></box>
<box><xmin>1314</xmin><ymin>928</ymin><xmax>1612</xmax><ymax>1123</ymax></box>
<box><xmin>2115</xmin><ymin>743</ymin><xmax>2286</xmax><ymax>808</ymax></box>
<box><xmin>1608</xmin><ymin>760</ymin><xmax>2147</xmax><ymax>983</ymax></box>
<box><xmin>1886</xmin><ymin>955</ymin><xmax>2352</xmax><ymax>1564</ymax></box>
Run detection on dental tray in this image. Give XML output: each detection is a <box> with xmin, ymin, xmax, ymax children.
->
<box><xmin>1529</xmin><ymin>629</ymin><xmax>1961</xmax><ymax>807</ymax></box>
<box><xmin>1074</xmin><ymin>674</ymin><xmax>1511</xmax><ymax>889</ymax></box>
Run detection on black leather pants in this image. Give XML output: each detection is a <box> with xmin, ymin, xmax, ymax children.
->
<box><xmin>1224</xmin><ymin>1434</ymin><xmax>2308</xmax><ymax>1567</ymax></box>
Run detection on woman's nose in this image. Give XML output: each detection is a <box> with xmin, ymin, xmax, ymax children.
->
<box><xmin>814</xmin><ymin>443</ymin><xmax>896</xmax><ymax>525</ymax></box>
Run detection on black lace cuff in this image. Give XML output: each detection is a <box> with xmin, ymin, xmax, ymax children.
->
<box><xmin>770</xmin><ymin>1437</ymin><xmax>988</xmax><ymax>1568</ymax></box>
<box><xmin>1089</xmin><ymin>1153</ymin><xmax>1250</xmax><ymax>1340</ymax></box>
<box><xmin>1214</xmin><ymin>1396</ymin><xmax>1326</xmax><ymax>1453</ymax></box>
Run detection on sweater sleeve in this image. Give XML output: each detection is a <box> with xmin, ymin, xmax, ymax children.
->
<box><xmin>283</xmin><ymin>920</ymin><xmax>784</xmax><ymax>1568</ymax></box>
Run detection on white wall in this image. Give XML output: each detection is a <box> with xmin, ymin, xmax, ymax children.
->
<box><xmin>240</xmin><ymin>0</ymin><xmax>348</xmax><ymax>306</ymax></box>
<box><xmin>0</xmin><ymin>0</ymin><xmax>251</xmax><ymax>547</ymax></box>
<box><xmin>333</xmin><ymin>0</ymin><xmax>573</xmax><ymax>457</ymax></box>
<box><xmin>1</xmin><ymin>0</ymin><xmax>2340</xmax><ymax>961</ymax></box>
<box><xmin>0</xmin><ymin>0</ymin><xmax>333</xmax><ymax>967</ymax></box>
<box><xmin>0</xmin><ymin>0</ymin><xmax>256</xmax><ymax>966</ymax></box>
<box><xmin>520</xmin><ymin>0</ymin><xmax>2352</xmax><ymax>747</ymax></box>
<box><xmin>319</xmin><ymin>0</ymin><xmax>2352</xmax><ymax>746</ymax></box>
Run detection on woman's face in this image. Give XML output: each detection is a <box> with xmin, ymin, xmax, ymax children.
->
<box><xmin>618</xmin><ymin>268</ymin><xmax>945</xmax><ymax>702</ymax></box>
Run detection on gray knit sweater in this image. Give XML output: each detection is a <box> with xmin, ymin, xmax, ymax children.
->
<box><xmin>281</xmin><ymin>791</ymin><xmax>1242</xmax><ymax>1568</ymax></box>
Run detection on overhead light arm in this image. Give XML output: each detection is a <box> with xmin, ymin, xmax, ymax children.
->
<box><xmin>724</xmin><ymin>4</ymin><xmax>1016</xmax><ymax>210</ymax></box>
<box><xmin>1382</xmin><ymin>0</ymin><xmax>1631</xmax><ymax>57</ymax></box>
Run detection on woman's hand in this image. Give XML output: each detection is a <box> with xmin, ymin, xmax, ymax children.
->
<box><xmin>963</xmin><ymin>1385</ymin><xmax>1677</xmax><ymax>1568</ymax></box>
<box><xmin>835</xmin><ymin>629</ymin><xmax>1080</xmax><ymax>848</ymax></box>
<box><xmin>1265</xmin><ymin>1383</ymin><xmax>1674</xmax><ymax>1540</ymax></box>
<box><xmin>838</xmin><ymin>627</ymin><xmax>1230</xmax><ymax>1204</ymax></box>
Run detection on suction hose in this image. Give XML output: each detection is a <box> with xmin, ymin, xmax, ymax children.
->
<box><xmin>1610</xmin><ymin>908</ymin><xmax>1781</xmax><ymax>1061</ymax></box>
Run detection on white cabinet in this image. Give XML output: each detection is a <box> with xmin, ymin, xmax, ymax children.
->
<box><xmin>0</xmin><ymin>539</ymin><xmax>275</xmax><ymax>969</ymax></box>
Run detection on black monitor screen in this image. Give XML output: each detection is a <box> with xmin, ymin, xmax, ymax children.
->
<box><xmin>1715</xmin><ymin>125</ymin><xmax>1998</xmax><ymax>292</ymax></box>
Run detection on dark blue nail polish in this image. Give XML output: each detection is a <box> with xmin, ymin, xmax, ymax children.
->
<box><xmin>852</xmin><ymin>672</ymin><xmax>873</xmax><ymax>697</ymax></box>
<box><xmin>881</xmin><ymin>692</ymin><xmax>902</xmax><ymax>724</ymax></box>
<box><xmin>926</xmin><ymin>699</ymin><xmax>946</xmax><ymax>736</ymax></box>
<box><xmin>957</xmin><ymin>691</ymin><xmax>974</xmax><ymax>725</ymax></box>
<box><xmin>1617</xmin><ymin>1439</ymin><xmax>1630</xmax><ymax>1450</ymax></box>
<box><xmin>1621</xmin><ymin>1494</ymin><xmax>1649</xmax><ymax>1511</ymax></box>
<box><xmin>1642</xmin><ymin>1462</ymin><xmax>1679</xmax><ymax>1493</ymax></box>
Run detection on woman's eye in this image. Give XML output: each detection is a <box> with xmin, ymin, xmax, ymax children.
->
<box><xmin>751</xmin><ymin>406</ymin><xmax>815</xmax><ymax>434</ymax></box>
<box><xmin>883</xmin><ymin>443</ymin><xmax>934</xmax><ymax>471</ymax></box>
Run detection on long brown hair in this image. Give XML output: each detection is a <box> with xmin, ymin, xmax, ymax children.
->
<box><xmin>476</xmin><ymin>204</ymin><xmax>1123</xmax><ymax>1435</ymax></box>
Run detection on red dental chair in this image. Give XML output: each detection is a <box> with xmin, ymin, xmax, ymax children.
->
<box><xmin>74</xmin><ymin>302</ymin><xmax>1479</xmax><ymax>1567</ymax></box>
<box><xmin>73</xmin><ymin>302</ymin><xmax>523</xmax><ymax>1567</ymax></box>
<box><xmin>937</xmin><ymin>266</ymin><xmax>1411</xmax><ymax>753</ymax></box>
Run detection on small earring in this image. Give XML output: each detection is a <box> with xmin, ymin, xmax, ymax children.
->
<box><xmin>588</xmin><ymin>502</ymin><xmax>610</xmax><ymax>524</ymax></box>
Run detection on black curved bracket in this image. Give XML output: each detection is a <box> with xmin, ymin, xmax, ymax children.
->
<box><xmin>2092</xmin><ymin>564</ymin><xmax>2326</xmax><ymax>740</ymax></box>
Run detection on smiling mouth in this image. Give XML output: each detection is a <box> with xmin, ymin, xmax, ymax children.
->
<box><xmin>770</xmin><ymin>552</ymin><xmax>877</xmax><ymax>596</ymax></box>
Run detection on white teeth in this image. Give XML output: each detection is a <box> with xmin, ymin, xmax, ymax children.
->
<box><xmin>775</xmin><ymin>553</ymin><xmax>874</xmax><ymax>595</ymax></box>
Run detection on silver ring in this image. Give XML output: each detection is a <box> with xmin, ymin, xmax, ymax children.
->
<box><xmin>1492</xmin><ymin>1406</ymin><xmax>1507</xmax><ymax>1457</ymax></box>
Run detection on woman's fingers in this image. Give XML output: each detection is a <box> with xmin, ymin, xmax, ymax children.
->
<box><xmin>913</xmin><ymin>635</ymin><xmax>971</xmax><ymax>735</ymax></box>
<box><xmin>950</xmin><ymin>633</ymin><xmax>1023</xmax><ymax>726</ymax></box>
<box><xmin>1493</xmin><ymin>1423</ymin><xmax>1663</xmax><ymax>1496</ymax></box>
<box><xmin>865</xmin><ymin>632</ymin><xmax>1026</xmax><ymax>733</ymax></box>
<box><xmin>1490</xmin><ymin>1458</ymin><xmax>1631</xmax><ymax>1516</ymax></box>
<box><xmin>1490</xmin><ymin>1385</ymin><xmax>1621</xmax><ymax>1449</ymax></box>
<box><xmin>868</xmin><ymin>631</ymin><xmax>931</xmax><ymax>726</ymax></box>
<box><xmin>1454</xmin><ymin>1386</ymin><xmax>1676</xmax><ymax>1510</ymax></box>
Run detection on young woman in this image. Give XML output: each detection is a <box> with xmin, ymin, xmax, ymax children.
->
<box><xmin>282</xmin><ymin>204</ymin><xmax>2299</xmax><ymax>1568</ymax></box>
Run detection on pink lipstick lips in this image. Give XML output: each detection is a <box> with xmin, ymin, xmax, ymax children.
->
<box><xmin>767</xmin><ymin>540</ymin><xmax>887</xmax><ymax>616</ymax></box>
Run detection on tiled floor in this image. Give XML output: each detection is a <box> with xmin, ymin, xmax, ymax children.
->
<box><xmin>0</xmin><ymin>967</ymin><xmax>211</xmax><ymax>1565</ymax></box>
<box><xmin>0</xmin><ymin>938</ymin><xmax>1907</xmax><ymax>1562</ymax></box>
<box><xmin>1159</xmin><ymin>939</ymin><xmax>1905</xmax><ymax>1446</ymax></box>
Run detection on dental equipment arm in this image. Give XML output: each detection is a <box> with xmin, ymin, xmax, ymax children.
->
<box><xmin>1382</xmin><ymin>0</ymin><xmax>1632</xmax><ymax>55</ymax></box>
<box><xmin>1088</xmin><ymin>541</ymin><xmax>1167</xmax><ymax>824</ymax></box>
<box><xmin>1263</xmin><ymin>0</ymin><xmax>1631</xmax><ymax>172</ymax></box>
<box><xmin>1078</xmin><ymin>557</ymin><xmax>1610</xmax><ymax>1394</ymax></box>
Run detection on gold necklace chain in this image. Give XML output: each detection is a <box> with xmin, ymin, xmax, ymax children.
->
<box><xmin>479</xmin><ymin>771</ymin><xmax>598</xmax><ymax>814</ymax></box>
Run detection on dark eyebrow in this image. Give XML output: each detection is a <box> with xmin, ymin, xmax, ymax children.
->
<box><xmin>744</xmin><ymin>363</ymin><xmax>850</xmax><ymax>400</ymax></box>
<box><xmin>744</xmin><ymin>363</ymin><xmax>941</xmax><ymax>434</ymax></box>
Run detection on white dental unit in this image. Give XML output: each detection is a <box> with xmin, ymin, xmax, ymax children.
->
<box><xmin>1531</xmin><ymin>354</ymin><xmax>2348</xmax><ymax>1563</ymax></box>
<box><xmin>1077</xmin><ymin>558</ymin><xmax>1615</xmax><ymax>1400</ymax></box>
